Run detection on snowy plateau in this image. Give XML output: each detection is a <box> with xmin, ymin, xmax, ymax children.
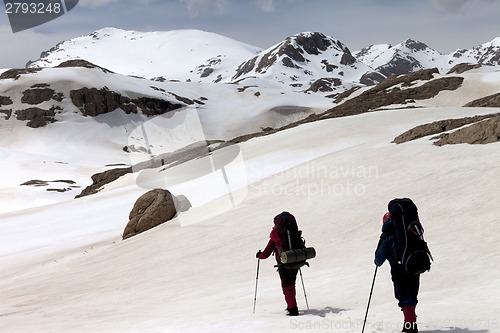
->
<box><xmin>1</xmin><ymin>28</ymin><xmax>500</xmax><ymax>333</ymax></box>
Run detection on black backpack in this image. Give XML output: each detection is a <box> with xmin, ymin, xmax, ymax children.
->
<box><xmin>274</xmin><ymin>212</ymin><xmax>316</xmax><ymax>269</ymax></box>
<box><xmin>388</xmin><ymin>198</ymin><xmax>433</xmax><ymax>275</ymax></box>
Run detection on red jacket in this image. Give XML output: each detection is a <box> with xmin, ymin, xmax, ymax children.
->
<box><xmin>258</xmin><ymin>226</ymin><xmax>284</xmax><ymax>263</ymax></box>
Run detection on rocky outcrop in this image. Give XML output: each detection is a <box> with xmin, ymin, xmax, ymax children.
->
<box><xmin>20</xmin><ymin>179</ymin><xmax>79</xmax><ymax>192</ymax></box>
<box><xmin>464</xmin><ymin>93</ymin><xmax>500</xmax><ymax>107</ymax></box>
<box><xmin>232</xmin><ymin>32</ymin><xmax>358</xmax><ymax>82</ymax></box>
<box><xmin>359</xmin><ymin>71</ymin><xmax>386</xmax><ymax>86</ymax></box>
<box><xmin>323</xmin><ymin>69</ymin><xmax>463</xmax><ymax>118</ymax></box>
<box><xmin>306</xmin><ymin>78</ymin><xmax>342</xmax><ymax>93</ymax></box>
<box><xmin>76</xmin><ymin>141</ymin><xmax>221</xmax><ymax>198</ymax></box>
<box><xmin>14</xmin><ymin>106</ymin><xmax>60</xmax><ymax>128</ymax></box>
<box><xmin>55</xmin><ymin>59</ymin><xmax>113</xmax><ymax>73</ymax></box>
<box><xmin>0</xmin><ymin>95</ymin><xmax>13</xmax><ymax>106</ymax></box>
<box><xmin>123</xmin><ymin>189</ymin><xmax>177</xmax><ymax>239</ymax></box>
<box><xmin>75</xmin><ymin>167</ymin><xmax>132</xmax><ymax>198</ymax></box>
<box><xmin>447</xmin><ymin>63</ymin><xmax>481</xmax><ymax>74</ymax></box>
<box><xmin>0</xmin><ymin>109</ymin><xmax>12</xmax><ymax>120</ymax></box>
<box><xmin>433</xmin><ymin>116</ymin><xmax>500</xmax><ymax>146</ymax></box>
<box><xmin>21</xmin><ymin>84</ymin><xmax>64</xmax><ymax>104</ymax></box>
<box><xmin>393</xmin><ymin>114</ymin><xmax>497</xmax><ymax>144</ymax></box>
<box><xmin>0</xmin><ymin>68</ymin><xmax>41</xmax><ymax>80</ymax></box>
<box><xmin>70</xmin><ymin>87</ymin><xmax>183</xmax><ymax>117</ymax></box>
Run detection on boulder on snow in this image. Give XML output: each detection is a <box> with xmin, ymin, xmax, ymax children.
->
<box><xmin>123</xmin><ymin>189</ymin><xmax>191</xmax><ymax>240</ymax></box>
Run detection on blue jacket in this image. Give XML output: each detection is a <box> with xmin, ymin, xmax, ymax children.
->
<box><xmin>374</xmin><ymin>220</ymin><xmax>396</xmax><ymax>267</ymax></box>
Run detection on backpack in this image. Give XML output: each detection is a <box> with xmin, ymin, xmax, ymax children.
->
<box><xmin>274</xmin><ymin>211</ymin><xmax>316</xmax><ymax>269</ymax></box>
<box><xmin>388</xmin><ymin>198</ymin><xmax>433</xmax><ymax>275</ymax></box>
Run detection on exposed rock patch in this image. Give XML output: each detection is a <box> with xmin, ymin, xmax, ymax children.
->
<box><xmin>433</xmin><ymin>115</ymin><xmax>500</xmax><ymax>146</ymax></box>
<box><xmin>0</xmin><ymin>68</ymin><xmax>41</xmax><ymax>80</ymax></box>
<box><xmin>56</xmin><ymin>59</ymin><xmax>113</xmax><ymax>73</ymax></box>
<box><xmin>359</xmin><ymin>71</ymin><xmax>386</xmax><ymax>86</ymax></box>
<box><xmin>14</xmin><ymin>107</ymin><xmax>58</xmax><ymax>128</ymax></box>
<box><xmin>75</xmin><ymin>167</ymin><xmax>132</xmax><ymax>198</ymax></box>
<box><xmin>447</xmin><ymin>63</ymin><xmax>481</xmax><ymax>74</ymax></box>
<box><xmin>70</xmin><ymin>87</ymin><xmax>184</xmax><ymax>117</ymax></box>
<box><xmin>322</xmin><ymin>69</ymin><xmax>463</xmax><ymax>118</ymax></box>
<box><xmin>464</xmin><ymin>93</ymin><xmax>500</xmax><ymax>107</ymax></box>
<box><xmin>393</xmin><ymin>114</ymin><xmax>497</xmax><ymax>144</ymax></box>
<box><xmin>76</xmin><ymin>141</ymin><xmax>222</xmax><ymax>198</ymax></box>
<box><xmin>306</xmin><ymin>78</ymin><xmax>342</xmax><ymax>93</ymax></box>
<box><xmin>21</xmin><ymin>179</ymin><xmax>79</xmax><ymax>192</ymax></box>
<box><xmin>0</xmin><ymin>109</ymin><xmax>12</xmax><ymax>120</ymax></box>
<box><xmin>21</xmin><ymin>86</ymin><xmax>64</xmax><ymax>104</ymax></box>
<box><xmin>0</xmin><ymin>95</ymin><xmax>13</xmax><ymax>106</ymax></box>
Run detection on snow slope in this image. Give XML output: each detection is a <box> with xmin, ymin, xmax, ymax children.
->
<box><xmin>27</xmin><ymin>28</ymin><xmax>262</xmax><ymax>80</ymax></box>
<box><xmin>2</xmin><ymin>34</ymin><xmax>500</xmax><ymax>333</ymax></box>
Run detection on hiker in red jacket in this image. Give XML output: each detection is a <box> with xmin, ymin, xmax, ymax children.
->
<box><xmin>256</xmin><ymin>212</ymin><xmax>299</xmax><ymax>316</ymax></box>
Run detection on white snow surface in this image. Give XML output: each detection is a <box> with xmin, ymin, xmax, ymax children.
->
<box><xmin>27</xmin><ymin>28</ymin><xmax>262</xmax><ymax>80</ymax></box>
<box><xmin>1</xmin><ymin>58</ymin><xmax>500</xmax><ymax>333</ymax></box>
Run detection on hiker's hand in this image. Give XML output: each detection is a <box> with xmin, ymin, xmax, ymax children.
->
<box><xmin>256</xmin><ymin>250</ymin><xmax>262</xmax><ymax>258</ymax></box>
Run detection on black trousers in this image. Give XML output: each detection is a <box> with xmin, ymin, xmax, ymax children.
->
<box><xmin>278</xmin><ymin>265</ymin><xmax>298</xmax><ymax>288</ymax></box>
<box><xmin>390</xmin><ymin>263</ymin><xmax>420</xmax><ymax>308</ymax></box>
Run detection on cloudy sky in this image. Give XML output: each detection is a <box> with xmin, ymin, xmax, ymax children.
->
<box><xmin>1</xmin><ymin>0</ymin><xmax>500</xmax><ymax>69</ymax></box>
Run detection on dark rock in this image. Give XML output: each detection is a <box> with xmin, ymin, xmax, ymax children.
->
<box><xmin>323</xmin><ymin>69</ymin><xmax>462</xmax><ymax>118</ymax></box>
<box><xmin>340</xmin><ymin>52</ymin><xmax>356</xmax><ymax>66</ymax></box>
<box><xmin>21</xmin><ymin>87</ymin><xmax>57</xmax><ymax>105</ymax></box>
<box><xmin>376</xmin><ymin>55</ymin><xmax>422</xmax><ymax>78</ymax></box>
<box><xmin>0</xmin><ymin>68</ymin><xmax>41</xmax><ymax>80</ymax></box>
<box><xmin>0</xmin><ymin>109</ymin><xmax>12</xmax><ymax>120</ymax></box>
<box><xmin>123</xmin><ymin>188</ymin><xmax>177</xmax><ymax>239</ymax></box>
<box><xmin>75</xmin><ymin>167</ymin><xmax>132</xmax><ymax>198</ymax></box>
<box><xmin>56</xmin><ymin>59</ymin><xmax>113</xmax><ymax>73</ymax></box>
<box><xmin>0</xmin><ymin>95</ymin><xmax>13</xmax><ymax>105</ymax></box>
<box><xmin>359</xmin><ymin>71</ymin><xmax>386</xmax><ymax>86</ymax></box>
<box><xmin>306</xmin><ymin>78</ymin><xmax>342</xmax><ymax>93</ymax></box>
<box><xmin>404</xmin><ymin>39</ymin><xmax>429</xmax><ymax>52</ymax></box>
<box><xmin>447</xmin><ymin>63</ymin><xmax>481</xmax><ymax>74</ymax></box>
<box><xmin>434</xmin><ymin>115</ymin><xmax>500</xmax><ymax>146</ymax></box>
<box><xmin>70</xmin><ymin>87</ymin><xmax>183</xmax><ymax>117</ymax></box>
<box><xmin>70</xmin><ymin>87</ymin><xmax>131</xmax><ymax>116</ymax></box>
<box><xmin>393</xmin><ymin>114</ymin><xmax>496</xmax><ymax>144</ymax></box>
<box><xmin>15</xmin><ymin>107</ymin><xmax>56</xmax><ymax>128</ymax></box>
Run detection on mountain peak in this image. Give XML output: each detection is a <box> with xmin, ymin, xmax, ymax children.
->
<box><xmin>400</xmin><ymin>39</ymin><xmax>432</xmax><ymax>52</ymax></box>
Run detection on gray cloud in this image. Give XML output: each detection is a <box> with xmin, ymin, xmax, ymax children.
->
<box><xmin>180</xmin><ymin>0</ymin><xmax>229</xmax><ymax>17</ymax></box>
<box><xmin>430</xmin><ymin>0</ymin><xmax>500</xmax><ymax>13</ymax></box>
<box><xmin>78</xmin><ymin>0</ymin><xmax>158</xmax><ymax>8</ymax></box>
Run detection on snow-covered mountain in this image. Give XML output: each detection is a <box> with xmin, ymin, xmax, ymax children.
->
<box><xmin>226</xmin><ymin>32</ymin><xmax>374</xmax><ymax>92</ymax></box>
<box><xmin>354</xmin><ymin>39</ymin><xmax>450</xmax><ymax>77</ymax></box>
<box><xmin>354</xmin><ymin>37</ymin><xmax>500</xmax><ymax>78</ymax></box>
<box><xmin>27</xmin><ymin>28</ymin><xmax>500</xmax><ymax>92</ymax></box>
<box><xmin>26</xmin><ymin>27</ymin><xmax>262</xmax><ymax>81</ymax></box>
<box><xmin>450</xmin><ymin>37</ymin><xmax>500</xmax><ymax>66</ymax></box>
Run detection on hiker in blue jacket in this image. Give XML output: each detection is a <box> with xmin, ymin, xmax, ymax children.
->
<box><xmin>375</xmin><ymin>212</ymin><xmax>420</xmax><ymax>333</ymax></box>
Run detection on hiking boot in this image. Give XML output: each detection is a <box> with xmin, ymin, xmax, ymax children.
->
<box><xmin>287</xmin><ymin>306</ymin><xmax>299</xmax><ymax>316</ymax></box>
<box><xmin>402</xmin><ymin>322</ymin><xmax>418</xmax><ymax>333</ymax></box>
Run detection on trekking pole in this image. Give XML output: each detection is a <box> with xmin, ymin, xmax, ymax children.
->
<box><xmin>299</xmin><ymin>268</ymin><xmax>309</xmax><ymax>310</ymax></box>
<box><xmin>253</xmin><ymin>259</ymin><xmax>260</xmax><ymax>314</ymax></box>
<box><xmin>361</xmin><ymin>266</ymin><xmax>378</xmax><ymax>333</ymax></box>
